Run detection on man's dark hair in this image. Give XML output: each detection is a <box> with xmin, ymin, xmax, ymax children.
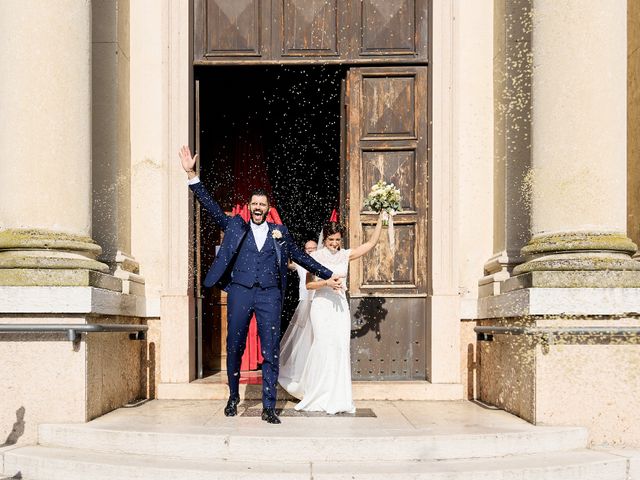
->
<box><xmin>322</xmin><ymin>221</ymin><xmax>346</xmax><ymax>239</ymax></box>
<box><xmin>248</xmin><ymin>189</ymin><xmax>270</xmax><ymax>204</ymax></box>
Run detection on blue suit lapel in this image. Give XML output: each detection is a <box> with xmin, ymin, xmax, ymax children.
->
<box><xmin>232</xmin><ymin>219</ymin><xmax>250</xmax><ymax>252</ymax></box>
<box><xmin>269</xmin><ymin>224</ymin><xmax>282</xmax><ymax>266</ymax></box>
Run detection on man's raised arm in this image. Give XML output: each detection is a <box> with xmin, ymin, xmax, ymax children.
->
<box><xmin>179</xmin><ymin>145</ymin><xmax>229</xmax><ymax>229</ymax></box>
<box><xmin>286</xmin><ymin>237</ymin><xmax>330</xmax><ymax>279</ymax></box>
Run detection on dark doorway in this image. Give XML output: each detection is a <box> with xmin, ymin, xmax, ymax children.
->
<box><xmin>195</xmin><ymin>66</ymin><xmax>344</xmax><ymax>375</ymax></box>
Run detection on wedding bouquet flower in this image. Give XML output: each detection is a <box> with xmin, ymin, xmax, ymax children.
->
<box><xmin>363</xmin><ymin>180</ymin><xmax>402</xmax><ymax>251</ymax></box>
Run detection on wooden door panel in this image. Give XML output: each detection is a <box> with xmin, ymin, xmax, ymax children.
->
<box><xmin>361</xmin><ymin>222</ymin><xmax>416</xmax><ymax>287</ymax></box>
<box><xmin>347</xmin><ymin>66</ymin><xmax>427</xmax><ymax>295</ymax></box>
<box><xmin>195</xmin><ymin>0</ymin><xmax>268</xmax><ymax>59</ymax></box>
<box><xmin>362</xmin><ymin>149</ymin><xmax>416</xmax><ymax>211</ymax></box>
<box><xmin>361</xmin><ymin>75</ymin><xmax>416</xmax><ymax>139</ymax></box>
<box><xmin>361</xmin><ymin>0</ymin><xmax>416</xmax><ymax>56</ymax></box>
<box><xmin>195</xmin><ymin>0</ymin><xmax>428</xmax><ymax>64</ymax></box>
<box><xmin>281</xmin><ymin>0</ymin><xmax>339</xmax><ymax>56</ymax></box>
<box><xmin>346</xmin><ymin>65</ymin><xmax>428</xmax><ymax>380</ymax></box>
<box><xmin>351</xmin><ymin>297</ymin><xmax>426</xmax><ymax>379</ymax></box>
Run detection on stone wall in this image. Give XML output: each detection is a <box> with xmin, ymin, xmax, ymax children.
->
<box><xmin>478</xmin><ymin>316</ymin><xmax>640</xmax><ymax>447</ymax></box>
<box><xmin>0</xmin><ymin>315</ymin><xmax>146</xmax><ymax>446</ymax></box>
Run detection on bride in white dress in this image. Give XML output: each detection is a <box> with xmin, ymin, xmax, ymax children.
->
<box><xmin>279</xmin><ymin>215</ymin><xmax>383</xmax><ymax>414</ymax></box>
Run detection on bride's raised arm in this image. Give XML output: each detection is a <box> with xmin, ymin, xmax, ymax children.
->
<box><xmin>349</xmin><ymin>212</ymin><xmax>384</xmax><ymax>261</ymax></box>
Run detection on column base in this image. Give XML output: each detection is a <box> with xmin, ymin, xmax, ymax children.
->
<box><xmin>0</xmin><ymin>229</ymin><xmax>109</xmax><ymax>275</ymax></box>
<box><xmin>504</xmin><ymin>270</ymin><xmax>640</xmax><ymax>291</ymax></box>
<box><xmin>0</xmin><ymin>269</ymin><xmax>121</xmax><ymax>290</ymax></box>
<box><xmin>113</xmin><ymin>251</ymin><xmax>145</xmax><ymax>296</ymax></box>
<box><xmin>513</xmin><ymin>232</ymin><xmax>640</xmax><ymax>278</ymax></box>
<box><xmin>479</xmin><ymin>250</ymin><xmax>525</xmax><ymax>297</ymax></box>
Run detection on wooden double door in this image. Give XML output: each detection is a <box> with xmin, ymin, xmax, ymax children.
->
<box><xmin>194</xmin><ymin>0</ymin><xmax>429</xmax><ymax>381</ymax></box>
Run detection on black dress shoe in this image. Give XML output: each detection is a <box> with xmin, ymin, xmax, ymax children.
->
<box><xmin>224</xmin><ymin>396</ymin><xmax>240</xmax><ymax>417</ymax></box>
<box><xmin>261</xmin><ymin>408</ymin><xmax>281</xmax><ymax>424</ymax></box>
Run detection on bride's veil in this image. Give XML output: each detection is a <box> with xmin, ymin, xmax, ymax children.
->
<box><xmin>278</xmin><ymin>239</ymin><xmax>323</xmax><ymax>399</ymax></box>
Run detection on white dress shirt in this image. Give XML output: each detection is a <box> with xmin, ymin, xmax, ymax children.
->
<box><xmin>250</xmin><ymin>220</ymin><xmax>269</xmax><ymax>251</ymax></box>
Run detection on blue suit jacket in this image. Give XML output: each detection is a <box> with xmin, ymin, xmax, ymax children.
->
<box><xmin>190</xmin><ymin>181</ymin><xmax>333</xmax><ymax>294</ymax></box>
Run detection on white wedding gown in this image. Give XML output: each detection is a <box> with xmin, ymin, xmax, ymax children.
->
<box><xmin>279</xmin><ymin>247</ymin><xmax>356</xmax><ymax>414</ymax></box>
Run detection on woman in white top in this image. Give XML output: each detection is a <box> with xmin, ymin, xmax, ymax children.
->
<box><xmin>279</xmin><ymin>215</ymin><xmax>383</xmax><ymax>414</ymax></box>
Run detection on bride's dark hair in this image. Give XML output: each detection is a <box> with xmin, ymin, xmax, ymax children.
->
<box><xmin>322</xmin><ymin>221</ymin><xmax>346</xmax><ymax>239</ymax></box>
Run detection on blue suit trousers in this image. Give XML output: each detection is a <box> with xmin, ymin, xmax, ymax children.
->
<box><xmin>226</xmin><ymin>282</ymin><xmax>282</xmax><ymax>409</ymax></box>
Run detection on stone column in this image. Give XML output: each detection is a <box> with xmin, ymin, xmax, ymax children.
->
<box><xmin>479</xmin><ymin>0</ymin><xmax>532</xmax><ymax>296</ymax></box>
<box><xmin>0</xmin><ymin>0</ymin><xmax>108</xmax><ymax>281</ymax></box>
<box><xmin>512</xmin><ymin>0</ymin><xmax>640</xmax><ymax>285</ymax></box>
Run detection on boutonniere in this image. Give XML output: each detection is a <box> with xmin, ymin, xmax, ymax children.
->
<box><xmin>271</xmin><ymin>229</ymin><xmax>283</xmax><ymax>240</ymax></box>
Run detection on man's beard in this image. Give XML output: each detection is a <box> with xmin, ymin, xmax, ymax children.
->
<box><xmin>251</xmin><ymin>210</ymin><xmax>266</xmax><ymax>224</ymax></box>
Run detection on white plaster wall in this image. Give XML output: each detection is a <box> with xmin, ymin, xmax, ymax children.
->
<box><xmin>453</xmin><ymin>0</ymin><xmax>495</xmax><ymax>309</ymax></box>
<box><xmin>130</xmin><ymin>0</ymin><xmax>168</xmax><ymax>310</ymax></box>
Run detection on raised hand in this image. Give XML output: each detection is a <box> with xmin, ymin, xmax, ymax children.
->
<box><xmin>179</xmin><ymin>145</ymin><xmax>198</xmax><ymax>177</ymax></box>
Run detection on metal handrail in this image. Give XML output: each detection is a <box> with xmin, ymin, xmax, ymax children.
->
<box><xmin>475</xmin><ymin>325</ymin><xmax>640</xmax><ymax>342</ymax></box>
<box><xmin>0</xmin><ymin>324</ymin><xmax>148</xmax><ymax>342</ymax></box>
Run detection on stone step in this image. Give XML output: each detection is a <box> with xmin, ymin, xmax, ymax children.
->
<box><xmin>1</xmin><ymin>446</ymin><xmax>629</xmax><ymax>480</ymax></box>
<box><xmin>157</xmin><ymin>380</ymin><xmax>464</xmax><ymax>401</ymax></box>
<box><xmin>34</xmin><ymin>400</ymin><xmax>589</xmax><ymax>464</ymax></box>
<box><xmin>36</xmin><ymin>421</ymin><xmax>589</xmax><ymax>463</ymax></box>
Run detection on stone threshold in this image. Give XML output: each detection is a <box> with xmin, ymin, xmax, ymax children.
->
<box><xmin>157</xmin><ymin>380</ymin><xmax>464</xmax><ymax>401</ymax></box>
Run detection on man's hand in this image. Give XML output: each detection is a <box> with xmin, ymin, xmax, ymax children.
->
<box><xmin>179</xmin><ymin>145</ymin><xmax>198</xmax><ymax>179</ymax></box>
<box><xmin>327</xmin><ymin>275</ymin><xmax>343</xmax><ymax>291</ymax></box>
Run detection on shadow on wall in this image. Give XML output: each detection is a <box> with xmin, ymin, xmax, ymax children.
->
<box><xmin>351</xmin><ymin>297</ymin><xmax>388</xmax><ymax>341</ymax></box>
<box><xmin>1</xmin><ymin>406</ymin><xmax>25</xmax><ymax>447</ymax></box>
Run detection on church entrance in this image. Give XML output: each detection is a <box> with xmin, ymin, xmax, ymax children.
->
<box><xmin>195</xmin><ymin>66</ymin><xmax>345</xmax><ymax>376</ymax></box>
<box><xmin>194</xmin><ymin>63</ymin><xmax>429</xmax><ymax>381</ymax></box>
<box><xmin>192</xmin><ymin>0</ymin><xmax>430</xmax><ymax>383</ymax></box>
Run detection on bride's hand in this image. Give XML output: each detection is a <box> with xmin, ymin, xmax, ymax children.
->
<box><xmin>327</xmin><ymin>275</ymin><xmax>342</xmax><ymax>290</ymax></box>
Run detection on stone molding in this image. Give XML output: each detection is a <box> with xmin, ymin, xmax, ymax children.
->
<box><xmin>0</xmin><ymin>286</ymin><xmax>147</xmax><ymax>317</ymax></box>
<box><xmin>520</xmin><ymin>232</ymin><xmax>637</xmax><ymax>256</ymax></box>
<box><xmin>514</xmin><ymin>232</ymin><xmax>640</xmax><ymax>276</ymax></box>
<box><xmin>477</xmin><ymin>287</ymin><xmax>640</xmax><ymax>319</ymax></box>
<box><xmin>479</xmin><ymin>250</ymin><xmax>526</xmax><ymax>297</ymax></box>
<box><xmin>0</xmin><ymin>229</ymin><xmax>109</xmax><ymax>273</ymax></box>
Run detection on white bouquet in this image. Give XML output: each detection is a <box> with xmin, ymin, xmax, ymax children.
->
<box><xmin>363</xmin><ymin>180</ymin><xmax>402</xmax><ymax>251</ymax></box>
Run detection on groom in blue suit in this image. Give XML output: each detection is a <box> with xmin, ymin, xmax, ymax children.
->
<box><xmin>180</xmin><ymin>146</ymin><xmax>339</xmax><ymax>424</ymax></box>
